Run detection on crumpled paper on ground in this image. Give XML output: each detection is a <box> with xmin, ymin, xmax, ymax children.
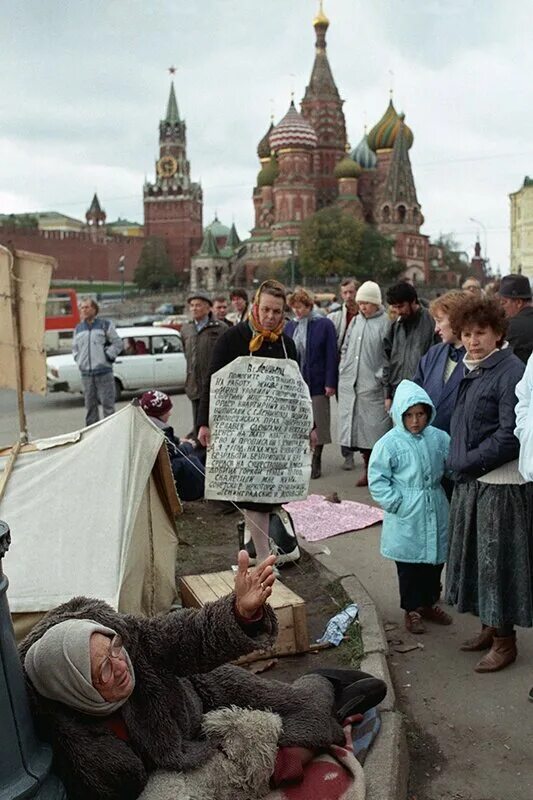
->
<box><xmin>317</xmin><ymin>603</ymin><xmax>360</xmax><ymax>646</ymax></box>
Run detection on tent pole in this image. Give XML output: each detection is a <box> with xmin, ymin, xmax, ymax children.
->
<box><xmin>7</xmin><ymin>248</ymin><xmax>28</xmax><ymax>444</ymax></box>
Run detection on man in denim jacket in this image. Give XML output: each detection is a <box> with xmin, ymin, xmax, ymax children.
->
<box><xmin>72</xmin><ymin>298</ymin><xmax>123</xmax><ymax>425</ymax></box>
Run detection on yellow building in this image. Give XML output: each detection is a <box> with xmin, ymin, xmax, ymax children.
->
<box><xmin>510</xmin><ymin>176</ymin><xmax>533</xmax><ymax>278</ymax></box>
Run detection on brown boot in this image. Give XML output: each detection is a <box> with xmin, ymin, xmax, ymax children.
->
<box><xmin>474</xmin><ymin>634</ymin><xmax>517</xmax><ymax>673</ymax></box>
<box><xmin>356</xmin><ymin>449</ymin><xmax>370</xmax><ymax>487</ymax></box>
<box><xmin>460</xmin><ymin>625</ymin><xmax>496</xmax><ymax>652</ymax></box>
<box><xmin>405</xmin><ymin>611</ymin><xmax>426</xmax><ymax>634</ymax></box>
<box><xmin>311</xmin><ymin>445</ymin><xmax>323</xmax><ymax>480</ymax></box>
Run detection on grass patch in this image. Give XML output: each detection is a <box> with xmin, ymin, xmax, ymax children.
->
<box><xmin>325</xmin><ymin>578</ymin><xmax>365</xmax><ymax>668</ymax></box>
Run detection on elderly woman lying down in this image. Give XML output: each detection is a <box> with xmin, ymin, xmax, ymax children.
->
<box><xmin>20</xmin><ymin>552</ymin><xmax>386</xmax><ymax>800</ymax></box>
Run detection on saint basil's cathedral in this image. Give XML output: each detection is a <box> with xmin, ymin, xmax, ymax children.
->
<box><xmin>192</xmin><ymin>2</ymin><xmax>436</xmax><ymax>290</ymax></box>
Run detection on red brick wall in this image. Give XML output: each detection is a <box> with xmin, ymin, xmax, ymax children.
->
<box><xmin>0</xmin><ymin>226</ymin><xmax>144</xmax><ymax>281</ymax></box>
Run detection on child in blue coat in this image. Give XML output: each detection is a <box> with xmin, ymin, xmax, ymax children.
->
<box><xmin>368</xmin><ymin>380</ymin><xmax>452</xmax><ymax>634</ymax></box>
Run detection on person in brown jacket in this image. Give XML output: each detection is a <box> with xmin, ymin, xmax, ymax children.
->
<box><xmin>180</xmin><ymin>290</ymin><xmax>225</xmax><ymax>434</ymax></box>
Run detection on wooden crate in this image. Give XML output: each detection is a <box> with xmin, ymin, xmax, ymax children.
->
<box><xmin>179</xmin><ymin>570</ymin><xmax>309</xmax><ymax>663</ymax></box>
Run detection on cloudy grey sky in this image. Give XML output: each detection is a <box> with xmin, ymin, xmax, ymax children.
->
<box><xmin>1</xmin><ymin>0</ymin><xmax>532</xmax><ymax>273</ymax></box>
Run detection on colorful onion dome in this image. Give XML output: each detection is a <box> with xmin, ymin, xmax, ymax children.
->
<box><xmin>351</xmin><ymin>132</ymin><xmax>377</xmax><ymax>170</ymax></box>
<box><xmin>269</xmin><ymin>101</ymin><xmax>318</xmax><ymax>152</ymax></box>
<box><xmin>334</xmin><ymin>153</ymin><xmax>362</xmax><ymax>180</ymax></box>
<box><xmin>367</xmin><ymin>100</ymin><xmax>414</xmax><ymax>152</ymax></box>
<box><xmin>257</xmin><ymin>121</ymin><xmax>274</xmax><ymax>161</ymax></box>
<box><xmin>257</xmin><ymin>154</ymin><xmax>279</xmax><ymax>187</ymax></box>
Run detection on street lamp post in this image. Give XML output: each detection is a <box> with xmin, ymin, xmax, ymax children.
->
<box><xmin>118</xmin><ymin>256</ymin><xmax>126</xmax><ymax>303</ymax></box>
<box><xmin>0</xmin><ymin>521</ymin><xmax>66</xmax><ymax>799</ymax></box>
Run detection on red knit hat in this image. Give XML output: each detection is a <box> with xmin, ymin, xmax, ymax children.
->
<box><xmin>139</xmin><ymin>390</ymin><xmax>172</xmax><ymax>417</ymax></box>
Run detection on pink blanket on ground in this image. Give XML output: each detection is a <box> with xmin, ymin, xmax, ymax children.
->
<box><xmin>283</xmin><ymin>494</ymin><xmax>383</xmax><ymax>542</ymax></box>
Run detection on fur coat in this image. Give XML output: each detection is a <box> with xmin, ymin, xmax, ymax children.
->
<box><xmin>19</xmin><ymin>595</ymin><xmax>277</xmax><ymax>800</ymax></box>
<box><xmin>19</xmin><ymin>596</ymin><xmax>343</xmax><ymax>800</ymax></box>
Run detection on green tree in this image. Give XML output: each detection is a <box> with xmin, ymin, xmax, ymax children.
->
<box><xmin>299</xmin><ymin>208</ymin><xmax>405</xmax><ymax>283</ymax></box>
<box><xmin>134</xmin><ymin>236</ymin><xmax>178</xmax><ymax>290</ymax></box>
<box><xmin>432</xmin><ymin>233</ymin><xmax>470</xmax><ymax>283</ymax></box>
<box><xmin>299</xmin><ymin>207</ymin><xmax>365</xmax><ymax>278</ymax></box>
<box><xmin>356</xmin><ymin>226</ymin><xmax>404</xmax><ymax>283</ymax></box>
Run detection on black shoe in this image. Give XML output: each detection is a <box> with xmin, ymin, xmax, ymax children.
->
<box><xmin>269</xmin><ymin>509</ymin><xmax>300</xmax><ymax>564</ymax></box>
<box><xmin>309</xmin><ymin>668</ymin><xmax>387</xmax><ymax>721</ymax></box>
<box><xmin>336</xmin><ymin>677</ymin><xmax>387</xmax><ymax>721</ymax></box>
<box><xmin>309</xmin><ymin>668</ymin><xmax>374</xmax><ymax>702</ymax></box>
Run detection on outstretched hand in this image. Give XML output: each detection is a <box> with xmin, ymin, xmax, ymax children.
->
<box><xmin>234</xmin><ymin>550</ymin><xmax>277</xmax><ymax>619</ymax></box>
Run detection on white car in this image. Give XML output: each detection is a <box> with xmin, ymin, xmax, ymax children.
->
<box><xmin>46</xmin><ymin>326</ymin><xmax>187</xmax><ymax>400</ymax></box>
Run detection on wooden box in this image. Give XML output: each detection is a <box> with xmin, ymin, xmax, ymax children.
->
<box><xmin>179</xmin><ymin>570</ymin><xmax>309</xmax><ymax>663</ymax></box>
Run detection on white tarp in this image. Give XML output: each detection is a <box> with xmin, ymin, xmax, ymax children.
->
<box><xmin>0</xmin><ymin>404</ymin><xmax>179</xmax><ymax>615</ymax></box>
<box><xmin>205</xmin><ymin>356</ymin><xmax>313</xmax><ymax>503</ymax></box>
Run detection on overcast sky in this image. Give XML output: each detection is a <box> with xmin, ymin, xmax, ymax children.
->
<box><xmin>2</xmin><ymin>0</ymin><xmax>532</xmax><ymax>273</ymax></box>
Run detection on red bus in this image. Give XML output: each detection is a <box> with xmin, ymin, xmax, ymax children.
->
<box><xmin>45</xmin><ymin>288</ymin><xmax>80</xmax><ymax>352</ymax></box>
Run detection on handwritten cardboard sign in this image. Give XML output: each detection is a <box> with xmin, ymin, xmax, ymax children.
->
<box><xmin>205</xmin><ymin>356</ymin><xmax>312</xmax><ymax>503</ymax></box>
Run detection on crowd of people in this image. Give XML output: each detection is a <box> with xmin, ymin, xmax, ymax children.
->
<box><xmin>174</xmin><ymin>274</ymin><xmax>533</xmax><ymax>679</ymax></box>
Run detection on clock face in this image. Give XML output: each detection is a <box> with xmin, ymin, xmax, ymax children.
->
<box><xmin>157</xmin><ymin>155</ymin><xmax>178</xmax><ymax>178</ymax></box>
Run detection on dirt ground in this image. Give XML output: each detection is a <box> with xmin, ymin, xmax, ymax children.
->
<box><xmin>174</xmin><ymin>499</ymin><xmax>363</xmax><ymax>682</ymax></box>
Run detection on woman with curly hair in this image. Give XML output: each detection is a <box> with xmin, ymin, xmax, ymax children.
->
<box><xmin>445</xmin><ymin>296</ymin><xmax>532</xmax><ymax>672</ymax></box>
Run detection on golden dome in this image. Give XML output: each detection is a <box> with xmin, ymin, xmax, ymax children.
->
<box><xmin>313</xmin><ymin>0</ymin><xmax>329</xmax><ymax>28</ymax></box>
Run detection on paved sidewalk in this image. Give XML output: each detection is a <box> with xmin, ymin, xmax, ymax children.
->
<box><xmin>310</xmin><ymin>444</ymin><xmax>533</xmax><ymax>800</ymax></box>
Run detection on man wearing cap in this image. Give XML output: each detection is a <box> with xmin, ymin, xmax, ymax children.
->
<box><xmin>181</xmin><ymin>291</ymin><xmax>225</xmax><ymax>433</ymax></box>
<box><xmin>498</xmin><ymin>274</ymin><xmax>533</xmax><ymax>364</ymax></box>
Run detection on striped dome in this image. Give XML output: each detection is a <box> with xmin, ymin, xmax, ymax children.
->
<box><xmin>351</xmin><ymin>132</ymin><xmax>377</xmax><ymax>170</ymax></box>
<box><xmin>269</xmin><ymin>101</ymin><xmax>318</xmax><ymax>152</ymax></box>
<box><xmin>367</xmin><ymin>100</ymin><xmax>414</xmax><ymax>152</ymax></box>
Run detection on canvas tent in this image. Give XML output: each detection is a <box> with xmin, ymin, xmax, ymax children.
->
<box><xmin>0</xmin><ymin>404</ymin><xmax>181</xmax><ymax>640</ymax></box>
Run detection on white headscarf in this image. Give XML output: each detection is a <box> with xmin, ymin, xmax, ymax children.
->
<box><xmin>24</xmin><ymin>618</ymin><xmax>135</xmax><ymax>717</ymax></box>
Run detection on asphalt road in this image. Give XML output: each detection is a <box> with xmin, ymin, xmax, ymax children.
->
<box><xmin>1</xmin><ymin>389</ymin><xmax>532</xmax><ymax>798</ymax></box>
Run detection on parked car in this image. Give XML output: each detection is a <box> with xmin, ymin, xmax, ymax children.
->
<box><xmin>46</xmin><ymin>326</ymin><xmax>186</xmax><ymax>400</ymax></box>
<box><xmin>152</xmin><ymin>314</ymin><xmax>189</xmax><ymax>332</ymax></box>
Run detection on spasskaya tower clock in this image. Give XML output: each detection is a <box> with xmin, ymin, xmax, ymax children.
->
<box><xmin>143</xmin><ymin>69</ymin><xmax>203</xmax><ymax>275</ymax></box>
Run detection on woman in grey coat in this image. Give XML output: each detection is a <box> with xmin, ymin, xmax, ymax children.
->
<box><xmin>20</xmin><ymin>552</ymin><xmax>385</xmax><ymax>800</ymax></box>
<box><xmin>338</xmin><ymin>282</ymin><xmax>392</xmax><ymax>486</ymax></box>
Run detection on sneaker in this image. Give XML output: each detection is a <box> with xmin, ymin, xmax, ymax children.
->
<box><xmin>342</xmin><ymin>454</ymin><xmax>355</xmax><ymax>471</ymax></box>
<box><xmin>269</xmin><ymin>508</ymin><xmax>300</xmax><ymax>565</ymax></box>
<box><xmin>418</xmin><ymin>605</ymin><xmax>453</xmax><ymax>625</ymax></box>
<box><xmin>405</xmin><ymin>610</ymin><xmax>426</xmax><ymax>634</ymax></box>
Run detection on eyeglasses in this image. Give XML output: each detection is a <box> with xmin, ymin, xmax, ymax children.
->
<box><xmin>98</xmin><ymin>634</ymin><xmax>124</xmax><ymax>685</ymax></box>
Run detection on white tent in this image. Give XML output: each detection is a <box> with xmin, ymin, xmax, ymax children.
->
<box><xmin>0</xmin><ymin>404</ymin><xmax>181</xmax><ymax>640</ymax></box>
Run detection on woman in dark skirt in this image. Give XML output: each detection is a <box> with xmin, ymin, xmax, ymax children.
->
<box><xmin>445</xmin><ymin>296</ymin><xmax>532</xmax><ymax>672</ymax></box>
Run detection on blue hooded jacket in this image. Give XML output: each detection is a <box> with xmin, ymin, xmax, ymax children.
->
<box><xmin>368</xmin><ymin>380</ymin><xmax>450</xmax><ymax>564</ymax></box>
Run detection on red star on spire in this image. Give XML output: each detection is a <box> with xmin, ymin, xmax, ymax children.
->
<box><xmin>168</xmin><ymin>65</ymin><xmax>177</xmax><ymax>75</ymax></box>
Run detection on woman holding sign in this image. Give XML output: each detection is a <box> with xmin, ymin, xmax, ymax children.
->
<box><xmin>198</xmin><ymin>280</ymin><xmax>308</xmax><ymax>568</ymax></box>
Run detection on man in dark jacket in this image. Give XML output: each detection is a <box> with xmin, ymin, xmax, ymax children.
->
<box><xmin>72</xmin><ymin>298</ymin><xmax>123</xmax><ymax>425</ymax></box>
<box><xmin>180</xmin><ymin>291</ymin><xmax>225</xmax><ymax>434</ymax></box>
<box><xmin>498</xmin><ymin>273</ymin><xmax>533</xmax><ymax>364</ymax></box>
<box><xmin>383</xmin><ymin>282</ymin><xmax>438</xmax><ymax>408</ymax></box>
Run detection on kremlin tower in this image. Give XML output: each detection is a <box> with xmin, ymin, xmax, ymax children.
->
<box><xmin>144</xmin><ymin>76</ymin><xmax>203</xmax><ymax>275</ymax></box>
